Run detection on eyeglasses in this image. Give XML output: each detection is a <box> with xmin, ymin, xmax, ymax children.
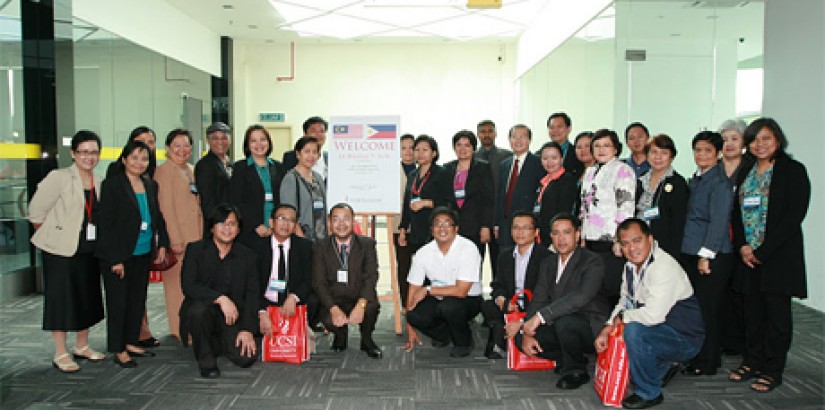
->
<box><xmin>432</xmin><ymin>221</ymin><xmax>455</xmax><ymax>228</ymax></box>
<box><xmin>274</xmin><ymin>215</ymin><xmax>296</xmax><ymax>224</ymax></box>
<box><xmin>74</xmin><ymin>150</ymin><xmax>100</xmax><ymax>157</ymax></box>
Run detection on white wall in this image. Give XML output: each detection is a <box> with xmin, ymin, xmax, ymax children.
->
<box><xmin>762</xmin><ymin>0</ymin><xmax>825</xmax><ymax>312</ymax></box>
<box><xmin>232</xmin><ymin>41</ymin><xmax>516</xmax><ymax>162</ymax></box>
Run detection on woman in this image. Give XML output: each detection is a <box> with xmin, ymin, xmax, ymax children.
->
<box><xmin>96</xmin><ymin>140</ymin><xmax>169</xmax><ymax>368</ymax></box>
<box><xmin>719</xmin><ymin>119</ymin><xmax>753</xmax><ymax>182</ymax></box>
<box><xmin>154</xmin><ymin>128</ymin><xmax>203</xmax><ymax>340</ymax></box>
<box><xmin>729</xmin><ymin>118</ymin><xmax>810</xmax><ymax>393</ymax></box>
<box><xmin>229</xmin><ymin>125</ymin><xmax>285</xmax><ymax>249</ymax></box>
<box><xmin>579</xmin><ymin>129</ymin><xmax>635</xmax><ymax>303</ymax></box>
<box><xmin>534</xmin><ymin>142</ymin><xmax>578</xmax><ymax>246</ymax></box>
<box><xmin>29</xmin><ymin>130</ymin><xmax>106</xmax><ymax>373</ymax></box>
<box><xmin>680</xmin><ymin>131</ymin><xmax>734</xmax><ymax>376</ymax></box>
<box><xmin>280</xmin><ymin>136</ymin><xmax>327</xmax><ymax>241</ymax></box>
<box><xmin>573</xmin><ymin>131</ymin><xmax>596</xmax><ymax>217</ymax></box>
<box><xmin>443</xmin><ymin>130</ymin><xmax>493</xmax><ymax>255</ymax></box>
<box><xmin>633</xmin><ymin>134</ymin><xmax>689</xmax><ymax>258</ymax></box>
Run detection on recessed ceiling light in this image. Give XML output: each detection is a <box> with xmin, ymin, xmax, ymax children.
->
<box><xmin>265</xmin><ymin>39</ymin><xmax>274</xmax><ymax>43</ymax></box>
<box><xmin>249</xmin><ymin>25</ymin><xmax>258</xmax><ymax>29</ymax></box>
<box><xmin>222</xmin><ymin>4</ymin><xmax>234</xmax><ymax>10</ymax></box>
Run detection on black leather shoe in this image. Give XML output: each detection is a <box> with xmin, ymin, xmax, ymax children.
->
<box><xmin>127</xmin><ymin>349</ymin><xmax>156</xmax><ymax>358</ymax></box>
<box><xmin>200</xmin><ymin>367</ymin><xmax>221</xmax><ymax>378</ymax></box>
<box><xmin>136</xmin><ymin>337</ymin><xmax>160</xmax><ymax>348</ymax></box>
<box><xmin>450</xmin><ymin>345</ymin><xmax>473</xmax><ymax>358</ymax></box>
<box><xmin>113</xmin><ymin>355</ymin><xmax>137</xmax><ymax>369</ymax></box>
<box><xmin>361</xmin><ymin>344</ymin><xmax>383</xmax><ymax>359</ymax></box>
<box><xmin>621</xmin><ymin>393</ymin><xmax>664</xmax><ymax>409</ymax></box>
<box><xmin>661</xmin><ymin>363</ymin><xmax>681</xmax><ymax>387</ymax></box>
<box><xmin>331</xmin><ymin>336</ymin><xmax>347</xmax><ymax>352</ymax></box>
<box><xmin>556</xmin><ymin>372</ymin><xmax>590</xmax><ymax>390</ymax></box>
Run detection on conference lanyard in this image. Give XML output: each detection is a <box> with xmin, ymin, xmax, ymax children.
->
<box><xmin>411</xmin><ymin>169</ymin><xmax>431</xmax><ymax>196</ymax></box>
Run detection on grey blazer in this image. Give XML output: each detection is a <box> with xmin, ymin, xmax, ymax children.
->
<box><xmin>475</xmin><ymin>145</ymin><xmax>513</xmax><ymax>204</ymax></box>
<box><xmin>279</xmin><ymin>169</ymin><xmax>327</xmax><ymax>241</ymax></box>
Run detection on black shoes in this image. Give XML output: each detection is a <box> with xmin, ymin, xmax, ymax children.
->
<box><xmin>556</xmin><ymin>372</ymin><xmax>590</xmax><ymax>390</ymax></box>
<box><xmin>200</xmin><ymin>367</ymin><xmax>221</xmax><ymax>378</ymax></box>
<box><xmin>112</xmin><ymin>355</ymin><xmax>137</xmax><ymax>369</ymax></box>
<box><xmin>360</xmin><ymin>344</ymin><xmax>383</xmax><ymax>359</ymax></box>
<box><xmin>621</xmin><ymin>393</ymin><xmax>664</xmax><ymax>409</ymax></box>
<box><xmin>331</xmin><ymin>334</ymin><xmax>348</xmax><ymax>352</ymax></box>
<box><xmin>127</xmin><ymin>349</ymin><xmax>156</xmax><ymax>358</ymax></box>
<box><xmin>661</xmin><ymin>363</ymin><xmax>681</xmax><ymax>387</ymax></box>
<box><xmin>136</xmin><ymin>337</ymin><xmax>160</xmax><ymax>348</ymax></box>
<box><xmin>450</xmin><ymin>345</ymin><xmax>473</xmax><ymax>358</ymax></box>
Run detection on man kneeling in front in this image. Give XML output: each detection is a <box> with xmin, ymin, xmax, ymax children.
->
<box><xmin>596</xmin><ymin>218</ymin><xmax>704</xmax><ymax>409</ymax></box>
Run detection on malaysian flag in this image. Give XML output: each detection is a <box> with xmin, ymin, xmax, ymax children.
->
<box><xmin>333</xmin><ymin>124</ymin><xmax>363</xmax><ymax>139</ymax></box>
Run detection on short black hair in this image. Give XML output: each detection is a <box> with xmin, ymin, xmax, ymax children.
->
<box><xmin>646</xmin><ymin>134</ymin><xmax>677</xmax><ymax>158</ymax></box>
<box><xmin>591</xmin><ymin>128</ymin><xmax>623</xmax><ymax>157</ymax></box>
<box><xmin>550</xmin><ymin>212</ymin><xmax>580</xmax><ymax>230</ymax></box>
<box><xmin>118</xmin><ymin>140</ymin><xmax>150</xmax><ymax>163</ymax></box>
<box><xmin>624</xmin><ymin>122</ymin><xmax>650</xmax><ymax>140</ymax></box>
<box><xmin>271</xmin><ymin>203</ymin><xmax>297</xmax><ymax>219</ymax></box>
<box><xmin>508</xmin><ymin>124</ymin><xmax>532</xmax><ymax>140</ymax></box>
<box><xmin>691</xmin><ymin>131</ymin><xmax>723</xmax><ymax>152</ymax></box>
<box><xmin>414</xmin><ymin>135</ymin><xmax>440</xmax><ymax>163</ymax></box>
<box><xmin>208</xmin><ymin>203</ymin><xmax>242</xmax><ymax>231</ymax></box>
<box><xmin>329</xmin><ymin>202</ymin><xmax>355</xmax><ymax>218</ymax></box>
<box><xmin>744</xmin><ymin>117</ymin><xmax>789</xmax><ymax>160</ymax></box>
<box><xmin>128</xmin><ymin>126</ymin><xmax>155</xmax><ymax>142</ymax></box>
<box><xmin>242</xmin><ymin>124</ymin><xmax>273</xmax><ymax>158</ymax></box>
<box><xmin>574</xmin><ymin>131</ymin><xmax>593</xmax><ymax>145</ymax></box>
<box><xmin>616</xmin><ymin>217</ymin><xmax>651</xmax><ymax>238</ymax></box>
<box><xmin>452</xmin><ymin>130</ymin><xmax>478</xmax><ymax>151</ymax></box>
<box><xmin>165</xmin><ymin>128</ymin><xmax>193</xmax><ymax>147</ymax></box>
<box><xmin>294</xmin><ymin>136</ymin><xmax>320</xmax><ymax>152</ymax></box>
<box><xmin>547</xmin><ymin>112</ymin><xmax>572</xmax><ymax>128</ymax></box>
<box><xmin>70</xmin><ymin>130</ymin><xmax>101</xmax><ymax>152</ymax></box>
<box><xmin>512</xmin><ymin>210</ymin><xmax>537</xmax><ymax>228</ymax></box>
<box><xmin>400</xmin><ymin>133</ymin><xmax>415</xmax><ymax>143</ymax></box>
<box><xmin>303</xmin><ymin>116</ymin><xmax>328</xmax><ymax>133</ymax></box>
<box><xmin>539</xmin><ymin>141</ymin><xmax>564</xmax><ymax>157</ymax></box>
<box><xmin>477</xmin><ymin>120</ymin><xmax>495</xmax><ymax>130</ymax></box>
<box><xmin>429</xmin><ymin>206</ymin><xmax>459</xmax><ymax>227</ymax></box>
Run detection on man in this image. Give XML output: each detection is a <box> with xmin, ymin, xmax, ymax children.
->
<box><xmin>480</xmin><ymin>211</ymin><xmax>551</xmax><ymax>359</ymax></box>
<box><xmin>595</xmin><ymin>219</ymin><xmax>704</xmax><ymax>409</ymax></box>
<box><xmin>179</xmin><ymin>204</ymin><xmax>259</xmax><ymax>378</ymax></box>
<box><xmin>312</xmin><ymin>203</ymin><xmax>382</xmax><ymax>359</ymax></box>
<box><xmin>406</xmin><ymin>207</ymin><xmax>483</xmax><ymax>358</ymax></box>
<box><xmin>511</xmin><ymin>214</ymin><xmax>611</xmax><ymax>390</ymax></box>
<box><xmin>495</xmin><ymin>124</ymin><xmax>544</xmax><ymax>249</ymax></box>
<box><xmin>546</xmin><ymin>112</ymin><xmax>584</xmax><ymax>177</ymax></box>
<box><xmin>195</xmin><ymin>122</ymin><xmax>233</xmax><ymax>236</ymax></box>
<box><xmin>257</xmin><ymin>204</ymin><xmax>318</xmax><ymax>336</ymax></box>
<box><xmin>283</xmin><ymin>116</ymin><xmax>329</xmax><ymax>179</ymax></box>
<box><xmin>624</xmin><ymin>122</ymin><xmax>651</xmax><ymax>177</ymax></box>
<box><xmin>474</xmin><ymin>120</ymin><xmax>512</xmax><ymax>279</ymax></box>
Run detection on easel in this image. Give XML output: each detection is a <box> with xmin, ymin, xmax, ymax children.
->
<box><xmin>355</xmin><ymin>212</ymin><xmax>403</xmax><ymax>335</ymax></box>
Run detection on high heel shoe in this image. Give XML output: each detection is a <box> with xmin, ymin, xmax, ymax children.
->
<box><xmin>113</xmin><ymin>354</ymin><xmax>137</xmax><ymax>368</ymax></box>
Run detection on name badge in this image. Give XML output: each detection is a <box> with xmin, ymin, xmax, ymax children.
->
<box><xmin>454</xmin><ymin>189</ymin><xmax>466</xmax><ymax>199</ymax></box>
<box><xmin>313</xmin><ymin>200</ymin><xmax>324</xmax><ymax>210</ymax></box>
<box><xmin>264</xmin><ymin>192</ymin><xmax>274</xmax><ymax>202</ymax></box>
<box><xmin>410</xmin><ymin>196</ymin><xmax>421</xmax><ymax>204</ymax></box>
<box><xmin>743</xmin><ymin>196</ymin><xmax>761</xmax><ymax>209</ymax></box>
<box><xmin>532</xmin><ymin>203</ymin><xmax>541</xmax><ymax>213</ymax></box>
<box><xmin>643</xmin><ymin>207</ymin><xmax>660</xmax><ymax>220</ymax></box>
<box><xmin>86</xmin><ymin>223</ymin><xmax>96</xmax><ymax>241</ymax></box>
<box><xmin>268</xmin><ymin>278</ymin><xmax>287</xmax><ymax>292</ymax></box>
<box><xmin>189</xmin><ymin>182</ymin><xmax>198</xmax><ymax>194</ymax></box>
<box><xmin>140</xmin><ymin>221</ymin><xmax>148</xmax><ymax>231</ymax></box>
<box><xmin>337</xmin><ymin>269</ymin><xmax>348</xmax><ymax>284</ymax></box>
<box><xmin>624</xmin><ymin>296</ymin><xmax>635</xmax><ymax>310</ymax></box>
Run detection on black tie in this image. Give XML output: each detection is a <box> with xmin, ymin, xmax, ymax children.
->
<box><xmin>278</xmin><ymin>244</ymin><xmax>286</xmax><ymax>301</ymax></box>
<box><xmin>340</xmin><ymin>244</ymin><xmax>349</xmax><ymax>269</ymax></box>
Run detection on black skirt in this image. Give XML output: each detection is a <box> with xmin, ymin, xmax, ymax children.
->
<box><xmin>42</xmin><ymin>250</ymin><xmax>104</xmax><ymax>331</ymax></box>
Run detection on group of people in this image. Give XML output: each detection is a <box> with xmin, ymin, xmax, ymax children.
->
<box><xmin>29</xmin><ymin>112</ymin><xmax>809</xmax><ymax>408</ymax></box>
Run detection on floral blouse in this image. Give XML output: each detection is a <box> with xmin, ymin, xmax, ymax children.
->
<box><xmin>740</xmin><ymin>165</ymin><xmax>772</xmax><ymax>249</ymax></box>
<box><xmin>580</xmin><ymin>158</ymin><xmax>636</xmax><ymax>242</ymax></box>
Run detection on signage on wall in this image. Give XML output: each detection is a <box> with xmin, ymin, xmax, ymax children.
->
<box><xmin>259</xmin><ymin>112</ymin><xmax>286</xmax><ymax>122</ymax></box>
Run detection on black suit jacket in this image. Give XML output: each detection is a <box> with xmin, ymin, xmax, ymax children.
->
<box><xmin>195</xmin><ymin>151</ymin><xmax>232</xmax><ymax>229</ymax></box>
<box><xmin>491</xmin><ymin>244</ymin><xmax>552</xmax><ymax>301</ymax></box>
<box><xmin>256</xmin><ymin>234</ymin><xmax>314</xmax><ymax>309</ymax></box>
<box><xmin>475</xmin><ymin>145</ymin><xmax>513</xmax><ymax>206</ymax></box>
<box><xmin>228</xmin><ymin>158</ymin><xmax>286</xmax><ymax>248</ymax></box>
<box><xmin>400</xmin><ymin>164</ymin><xmax>452</xmax><ymax>246</ymax></box>
<box><xmin>496</xmin><ymin>153</ymin><xmax>544</xmax><ymax>245</ymax></box>
<box><xmin>536</xmin><ymin>171</ymin><xmax>579</xmax><ymax>245</ymax></box>
<box><xmin>526</xmin><ymin>248</ymin><xmax>611</xmax><ymax>335</ymax></box>
<box><xmin>96</xmin><ymin>172</ymin><xmax>169</xmax><ymax>267</ymax></box>
<box><xmin>312</xmin><ymin>235</ymin><xmax>379</xmax><ymax>309</ymax></box>
<box><xmin>444</xmin><ymin>159</ymin><xmax>494</xmax><ymax>238</ymax></box>
<box><xmin>634</xmin><ymin>172</ymin><xmax>689</xmax><ymax>258</ymax></box>
<box><xmin>731</xmin><ymin>154</ymin><xmax>810</xmax><ymax>297</ymax></box>
<box><xmin>563</xmin><ymin>145</ymin><xmax>584</xmax><ymax>178</ymax></box>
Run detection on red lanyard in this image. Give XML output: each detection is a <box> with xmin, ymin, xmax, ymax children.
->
<box><xmin>411</xmin><ymin>169</ymin><xmax>431</xmax><ymax>196</ymax></box>
<box><xmin>84</xmin><ymin>182</ymin><xmax>95</xmax><ymax>221</ymax></box>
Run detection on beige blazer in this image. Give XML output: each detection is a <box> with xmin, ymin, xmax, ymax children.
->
<box><xmin>154</xmin><ymin>161</ymin><xmax>203</xmax><ymax>248</ymax></box>
<box><xmin>29</xmin><ymin>164</ymin><xmax>102</xmax><ymax>257</ymax></box>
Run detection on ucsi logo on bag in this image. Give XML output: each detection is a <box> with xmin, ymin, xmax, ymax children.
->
<box><xmin>274</xmin><ymin>335</ymin><xmax>297</xmax><ymax>347</ymax></box>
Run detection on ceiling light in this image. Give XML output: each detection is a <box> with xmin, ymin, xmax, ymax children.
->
<box><xmin>222</xmin><ymin>4</ymin><xmax>234</xmax><ymax>10</ymax></box>
<box><xmin>286</xmin><ymin>14</ymin><xmax>394</xmax><ymax>39</ymax></box>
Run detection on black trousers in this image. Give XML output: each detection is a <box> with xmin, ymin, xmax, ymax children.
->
<box><xmin>586</xmin><ymin>240</ymin><xmax>625</xmax><ymax>307</ymax></box>
<box><xmin>102</xmin><ymin>253</ymin><xmax>150</xmax><ymax>353</ymax></box>
<box><xmin>720</xmin><ymin>267</ymin><xmax>746</xmax><ymax>354</ymax></box>
<box><xmin>682</xmin><ymin>253</ymin><xmax>734</xmax><ymax>372</ymax></box>
<box><xmin>406</xmin><ymin>296</ymin><xmax>482</xmax><ymax>347</ymax></box>
<box><xmin>185</xmin><ymin>299</ymin><xmax>257</xmax><ymax>369</ymax></box>
<box><xmin>319</xmin><ymin>297</ymin><xmax>380</xmax><ymax>347</ymax></box>
<box><xmin>480</xmin><ymin>299</ymin><xmax>514</xmax><ymax>350</ymax></box>
<box><xmin>393</xmin><ymin>235</ymin><xmax>421</xmax><ymax>309</ymax></box>
<box><xmin>514</xmin><ymin>313</ymin><xmax>596</xmax><ymax>375</ymax></box>
<box><xmin>742</xmin><ymin>269</ymin><xmax>793</xmax><ymax>382</ymax></box>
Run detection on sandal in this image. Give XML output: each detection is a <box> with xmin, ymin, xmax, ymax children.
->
<box><xmin>53</xmin><ymin>353</ymin><xmax>80</xmax><ymax>373</ymax></box>
<box><xmin>751</xmin><ymin>375</ymin><xmax>781</xmax><ymax>393</ymax></box>
<box><xmin>72</xmin><ymin>345</ymin><xmax>105</xmax><ymax>362</ymax></box>
<box><xmin>729</xmin><ymin>364</ymin><xmax>756</xmax><ymax>382</ymax></box>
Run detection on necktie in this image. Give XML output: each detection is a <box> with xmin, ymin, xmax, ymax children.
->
<box><xmin>277</xmin><ymin>244</ymin><xmax>286</xmax><ymax>301</ymax></box>
<box><xmin>504</xmin><ymin>158</ymin><xmax>520</xmax><ymax>215</ymax></box>
<box><xmin>340</xmin><ymin>244</ymin><xmax>349</xmax><ymax>268</ymax></box>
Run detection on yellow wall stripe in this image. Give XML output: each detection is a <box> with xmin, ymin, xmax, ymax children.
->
<box><xmin>0</xmin><ymin>143</ymin><xmax>41</xmax><ymax>159</ymax></box>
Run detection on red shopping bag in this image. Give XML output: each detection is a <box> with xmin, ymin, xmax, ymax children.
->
<box><xmin>594</xmin><ymin>323</ymin><xmax>629</xmax><ymax>407</ymax></box>
<box><xmin>506</xmin><ymin>289</ymin><xmax>556</xmax><ymax>371</ymax></box>
<box><xmin>261</xmin><ymin>304</ymin><xmax>309</xmax><ymax>364</ymax></box>
<box><xmin>148</xmin><ymin>270</ymin><xmax>163</xmax><ymax>283</ymax></box>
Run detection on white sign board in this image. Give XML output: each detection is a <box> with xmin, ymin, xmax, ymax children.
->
<box><xmin>327</xmin><ymin>115</ymin><xmax>401</xmax><ymax>214</ymax></box>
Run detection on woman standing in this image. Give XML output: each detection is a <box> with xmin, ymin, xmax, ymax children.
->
<box><xmin>280</xmin><ymin>136</ymin><xmax>327</xmax><ymax>241</ymax></box>
<box><xmin>573</xmin><ymin>131</ymin><xmax>596</xmax><ymax>216</ymax></box>
<box><xmin>634</xmin><ymin>134</ymin><xmax>688</xmax><ymax>258</ymax></box>
<box><xmin>534</xmin><ymin>142</ymin><xmax>578</xmax><ymax>246</ymax></box>
<box><xmin>154</xmin><ymin>129</ymin><xmax>203</xmax><ymax>340</ymax></box>
<box><xmin>719</xmin><ymin>119</ymin><xmax>752</xmax><ymax>182</ymax></box>
<box><xmin>730</xmin><ymin>118</ymin><xmax>810</xmax><ymax>393</ymax></box>
<box><xmin>680</xmin><ymin>131</ymin><xmax>734</xmax><ymax>376</ymax></box>
<box><xmin>29</xmin><ymin>130</ymin><xmax>106</xmax><ymax>373</ymax></box>
<box><xmin>443</xmin><ymin>130</ymin><xmax>493</xmax><ymax>255</ymax></box>
<box><xmin>229</xmin><ymin>125</ymin><xmax>285</xmax><ymax>249</ymax></box>
<box><xmin>97</xmin><ymin>140</ymin><xmax>169</xmax><ymax>368</ymax></box>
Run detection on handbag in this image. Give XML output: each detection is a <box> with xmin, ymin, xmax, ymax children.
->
<box><xmin>506</xmin><ymin>289</ymin><xmax>556</xmax><ymax>371</ymax></box>
<box><xmin>593</xmin><ymin>322</ymin><xmax>629</xmax><ymax>407</ymax></box>
<box><xmin>261</xmin><ymin>304</ymin><xmax>309</xmax><ymax>364</ymax></box>
<box><xmin>148</xmin><ymin>249</ymin><xmax>177</xmax><ymax>271</ymax></box>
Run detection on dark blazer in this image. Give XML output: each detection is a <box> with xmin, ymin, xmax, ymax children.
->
<box><xmin>475</xmin><ymin>145</ymin><xmax>513</xmax><ymax>206</ymax></box>
<box><xmin>228</xmin><ymin>158</ymin><xmax>286</xmax><ymax>248</ymax></box>
<box><xmin>444</xmin><ymin>159</ymin><xmax>494</xmax><ymax>239</ymax></box>
<box><xmin>256</xmin><ymin>234</ymin><xmax>314</xmax><ymax>309</ymax></box>
<box><xmin>634</xmin><ymin>172</ymin><xmax>689</xmax><ymax>258</ymax></box>
<box><xmin>491</xmin><ymin>244</ymin><xmax>552</xmax><ymax>301</ymax></box>
<box><xmin>496</xmin><ymin>153</ymin><xmax>544</xmax><ymax>245</ymax></box>
<box><xmin>179</xmin><ymin>239</ymin><xmax>260</xmax><ymax>342</ymax></box>
<box><xmin>400</xmin><ymin>164</ymin><xmax>452</xmax><ymax>246</ymax></box>
<box><xmin>312</xmin><ymin>235</ymin><xmax>379</xmax><ymax>309</ymax></box>
<box><xmin>536</xmin><ymin>171</ymin><xmax>579</xmax><ymax>245</ymax></box>
<box><xmin>731</xmin><ymin>154</ymin><xmax>810</xmax><ymax>297</ymax></box>
<box><xmin>96</xmin><ymin>172</ymin><xmax>169</xmax><ymax>267</ymax></box>
<box><xmin>563</xmin><ymin>144</ymin><xmax>585</xmax><ymax>178</ymax></box>
<box><xmin>195</xmin><ymin>151</ymin><xmax>232</xmax><ymax>228</ymax></box>
<box><xmin>282</xmin><ymin>150</ymin><xmax>328</xmax><ymax>173</ymax></box>
<box><xmin>526</xmin><ymin>248</ymin><xmax>611</xmax><ymax>335</ymax></box>
<box><xmin>682</xmin><ymin>163</ymin><xmax>734</xmax><ymax>255</ymax></box>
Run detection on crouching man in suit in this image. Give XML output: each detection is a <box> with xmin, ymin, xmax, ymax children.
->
<box><xmin>180</xmin><ymin>204</ymin><xmax>259</xmax><ymax>378</ymax></box>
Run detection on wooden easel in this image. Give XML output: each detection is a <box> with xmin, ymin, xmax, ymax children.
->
<box><xmin>355</xmin><ymin>212</ymin><xmax>403</xmax><ymax>335</ymax></box>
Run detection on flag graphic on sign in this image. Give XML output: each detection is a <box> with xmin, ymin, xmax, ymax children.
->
<box><xmin>333</xmin><ymin>124</ymin><xmax>363</xmax><ymax>139</ymax></box>
<box><xmin>366</xmin><ymin>124</ymin><xmax>397</xmax><ymax>139</ymax></box>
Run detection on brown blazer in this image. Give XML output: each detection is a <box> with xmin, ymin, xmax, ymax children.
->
<box><xmin>154</xmin><ymin>161</ymin><xmax>203</xmax><ymax>248</ymax></box>
<box><xmin>312</xmin><ymin>235</ymin><xmax>379</xmax><ymax>309</ymax></box>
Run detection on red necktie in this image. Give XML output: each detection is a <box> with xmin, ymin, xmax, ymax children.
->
<box><xmin>504</xmin><ymin>158</ymin><xmax>519</xmax><ymax>215</ymax></box>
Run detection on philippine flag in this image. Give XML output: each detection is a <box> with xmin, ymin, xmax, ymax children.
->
<box><xmin>366</xmin><ymin>124</ymin><xmax>397</xmax><ymax>139</ymax></box>
<box><xmin>333</xmin><ymin>124</ymin><xmax>362</xmax><ymax>139</ymax></box>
